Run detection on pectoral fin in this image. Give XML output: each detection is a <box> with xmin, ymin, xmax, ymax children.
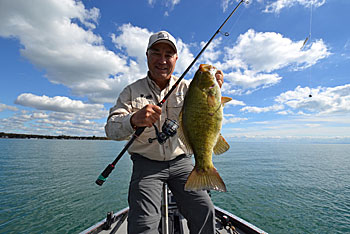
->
<box><xmin>213</xmin><ymin>134</ymin><xmax>230</xmax><ymax>155</ymax></box>
<box><xmin>207</xmin><ymin>95</ymin><xmax>216</xmax><ymax>107</ymax></box>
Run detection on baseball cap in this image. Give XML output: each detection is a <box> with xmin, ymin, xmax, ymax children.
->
<box><xmin>147</xmin><ymin>31</ymin><xmax>177</xmax><ymax>53</ymax></box>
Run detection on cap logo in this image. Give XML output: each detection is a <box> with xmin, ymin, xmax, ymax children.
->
<box><xmin>157</xmin><ymin>32</ymin><xmax>169</xmax><ymax>39</ymax></box>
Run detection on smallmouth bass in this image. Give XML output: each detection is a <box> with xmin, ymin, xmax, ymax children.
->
<box><xmin>179</xmin><ymin>64</ymin><xmax>231</xmax><ymax>192</ymax></box>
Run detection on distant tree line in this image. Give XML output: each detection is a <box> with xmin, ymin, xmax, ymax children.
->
<box><xmin>0</xmin><ymin>132</ymin><xmax>108</xmax><ymax>140</ymax></box>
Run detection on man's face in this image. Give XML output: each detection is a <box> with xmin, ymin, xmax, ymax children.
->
<box><xmin>147</xmin><ymin>42</ymin><xmax>178</xmax><ymax>84</ymax></box>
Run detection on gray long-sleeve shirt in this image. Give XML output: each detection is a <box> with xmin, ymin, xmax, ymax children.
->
<box><xmin>105</xmin><ymin>74</ymin><xmax>189</xmax><ymax>161</ymax></box>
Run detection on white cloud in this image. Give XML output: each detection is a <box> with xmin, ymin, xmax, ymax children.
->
<box><xmin>240</xmin><ymin>104</ymin><xmax>284</xmax><ymax>113</ymax></box>
<box><xmin>0</xmin><ymin>106</ymin><xmax>107</xmax><ymax>136</ymax></box>
<box><xmin>221</xmin><ymin>0</ymin><xmax>230</xmax><ymax>12</ymax></box>
<box><xmin>223</xmin><ymin>69</ymin><xmax>282</xmax><ymax>95</ymax></box>
<box><xmin>15</xmin><ymin>93</ymin><xmax>106</xmax><ymax>118</ymax></box>
<box><xmin>110</xmin><ymin>24</ymin><xmax>196</xmax><ymax>83</ymax></box>
<box><xmin>174</xmin><ymin>39</ymin><xmax>195</xmax><ymax>75</ymax></box>
<box><xmin>225</xmin><ymin>29</ymin><xmax>330</xmax><ymax>73</ymax></box>
<box><xmin>263</xmin><ymin>0</ymin><xmax>326</xmax><ymax>14</ymax></box>
<box><xmin>221</xmin><ymin>114</ymin><xmax>350</xmax><ymax>141</ymax></box>
<box><xmin>199</xmin><ymin>38</ymin><xmax>223</xmax><ymax>66</ymax></box>
<box><xmin>223</xmin><ymin>113</ymin><xmax>248</xmax><ymax>125</ymax></box>
<box><xmin>276</xmin><ymin>84</ymin><xmax>350</xmax><ymax>115</ymax></box>
<box><xmin>236</xmin><ymin>84</ymin><xmax>350</xmax><ymax>116</ymax></box>
<box><xmin>218</xmin><ymin>29</ymin><xmax>330</xmax><ymax>95</ymax></box>
<box><xmin>165</xmin><ymin>0</ymin><xmax>181</xmax><ymax>8</ymax></box>
<box><xmin>221</xmin><ymin>0</ymin><xmax>252</xmax><ymax>13</ymax></box>
<box><xmin>147</xmin><ymin>0</ymin><xmax>181</xmax><ymax>15</ymax></box>
<box><xmin>111</xmin><ymin>23</ymin><xmax>151</xmax><ymax>73</ymax></box>
<box><xmin>225</xmin><ymin>99</ymin><xmax>246</xmax><ymax>106</ymax></box>
<box><xmin>0</xmin><ymin>0</ymin><xmax>130</xmax><ymax>104</ymax></box>
<box><xmin>0</xmin><ymin>103</ymin><xmax>18</xmax><ymax>112</ymax></box>
<box><xmin>0</xmin><ymin>0</ymin><xmax>194</xmax><ymax>105</ymax></box>
<box><xmin>31</xmin><ymin>112</ymin><xmax>49</xmax><ymax>119</ymax></box>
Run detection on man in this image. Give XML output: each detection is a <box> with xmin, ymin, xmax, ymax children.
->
<box><xmin>105</xmin><ymin>31</ymin><xmax>224</xmax><ymax>234</ymax></box>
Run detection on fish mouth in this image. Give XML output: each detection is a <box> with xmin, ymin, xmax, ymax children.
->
<box><xmin>199</xmin><ymin>64</ymin><xmax>218</xmax><ymax>89</ymax></box>
<box><xmin>199</xmin><ymin>64</ymin><xmax>217</xmax><ymax>77</ymax></box>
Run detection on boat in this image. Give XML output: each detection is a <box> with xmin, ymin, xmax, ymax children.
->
<box><xmin>80</xmin><ymin>184</ymin><xmax>268</xmax><ymax>234</ymax></box>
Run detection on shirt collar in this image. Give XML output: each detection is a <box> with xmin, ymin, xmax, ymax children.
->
<box><xmin>146</xmin><ymin>72</ymin><xmax>176</xmax><ymax>94</ymax></box>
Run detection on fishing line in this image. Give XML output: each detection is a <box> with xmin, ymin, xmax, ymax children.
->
<box><xmin>222</xmin><ymin>0</ymin><xmax>248</xmax><ymax>38</ymax></box>
<box><xmin>307</xmin><ymin>2</ymin><xmax>313</xmax><ymax>97</ymax></box>
<box><xmin>301</xmin><ymin>2</ymin><xmax>312</xmax><ymax>51</ymax></box>
<box><xmin>300</xmin><ymin>2</ymin><xmax>314</xmax><ymax>97</ymax></box>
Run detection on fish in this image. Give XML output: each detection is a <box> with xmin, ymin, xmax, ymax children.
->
<box><xmin>178</xmin><ymin>64</ymin><xmax>232</xmax><ymax>192</ymax></box>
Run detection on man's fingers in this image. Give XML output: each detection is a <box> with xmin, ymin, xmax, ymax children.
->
<box><xmin>153</xmin><ymin>105</ymin><xmax>162</xmax><ymax>114</ymax></box>
<box><xmin>132</xmin><ymin>104</ymin><xmax>162</xmax><ymax>128</ymax></box>
<box><xmin>215</xmin><ymin>70</ymin><xmax>224</xmax><ymax>88</ymax></box>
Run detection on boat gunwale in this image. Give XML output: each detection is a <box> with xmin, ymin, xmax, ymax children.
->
<box><xmin>79</xmin><ymin>206</ymin><xmax>268</xmax><ymax>234</ymax></box>
<box><xmin>79</xmin><ymin>207</ymin><xmax>129</xmax><ymax>234</ymax></box>
<box><xmin>214</xmin><ymin>206</ymin><xmax>268</xmax><ymax>234</ymax></box>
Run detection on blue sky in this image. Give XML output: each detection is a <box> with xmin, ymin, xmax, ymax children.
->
<box><xmin>1</xmin><ymin>0</ymin><xmax>349</xmax><ymax>142</ymax></box>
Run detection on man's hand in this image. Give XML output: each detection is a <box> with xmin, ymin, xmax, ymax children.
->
<box><xmin>215</xmin><ymin>70</ymin><xmax>224</xmax><ymax>88</ymax></box>
<box><xmin>130</xmin><ymin>104</ymin><xmax>162</xmax><ymax>128</ymax></box>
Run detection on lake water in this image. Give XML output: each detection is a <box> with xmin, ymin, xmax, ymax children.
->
<box><xmin>0</xmin><ymin>139</ymin><xmax>349</xmax><ymax>234</ymax></box>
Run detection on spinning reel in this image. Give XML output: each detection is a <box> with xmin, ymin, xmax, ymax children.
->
<box><xmin>148</xmin><ymin>118</ymin><xmax>179</xmax><ymax>144</ymax></box>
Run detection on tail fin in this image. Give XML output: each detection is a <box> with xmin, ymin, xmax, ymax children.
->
<box><xmin>185</xmin><ymin>167</ymin><xmax>226</xmax><ymax>192</ymax></box>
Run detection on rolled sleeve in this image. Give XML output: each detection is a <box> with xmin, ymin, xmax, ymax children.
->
<box><xmin>105</xmin><ymin>113</ymin><xmax>134</xmax><ymax>140</ymax></box>
<box><xmin>105</xmin><ymin>87</ymin><xmax>134</xmax><ymax>141</ymax></box>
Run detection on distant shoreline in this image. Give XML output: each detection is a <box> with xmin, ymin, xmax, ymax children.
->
<box><xmin>0</xmin><ymin>132</ymin><xmax>108</xmax><ymax>140</ymax></box>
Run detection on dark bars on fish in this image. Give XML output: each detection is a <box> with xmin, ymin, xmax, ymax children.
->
<box><xmin>95</xmin><ymin>0</ymin><xmax>247</xmax><ymax>186</ymax></box>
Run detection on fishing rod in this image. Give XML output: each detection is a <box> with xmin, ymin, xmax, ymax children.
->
<box><xmin>95</xmin><ymin>0</ymin><xmax>247</xmax><ymax>186</ymax></box>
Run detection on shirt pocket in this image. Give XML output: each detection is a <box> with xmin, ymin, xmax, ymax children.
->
<box><xmin>167</xmin><ymin>92</ymin><xmax>185</xmax><ymax>120</ymax></box>
<box><xmin>131</xmin><ymin>97</ymin><xmax>153</xmax><ymax>111</ymax></box>
<box><xmin>131</xmin><ymin>97</ymin><xmax>155</xmax><ymax>135</ymax></box>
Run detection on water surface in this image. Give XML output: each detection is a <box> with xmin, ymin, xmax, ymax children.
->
<box><xmin>0</xmin><ymin>139</ymin><xmax>349</xmax><ymax>233</ymax></box>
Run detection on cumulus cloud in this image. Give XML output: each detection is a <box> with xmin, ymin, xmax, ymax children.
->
<box><xmin>263</xmin><ymin>0</ymin><xmax>326</xmax><ymax>14</ymax></box>
<box><xmin>0</xmin><ymin>0</ymin><xmax>130</xmax><ymax>104</ymax></box>
<box><xmin>240</xmin><ymin>84</ymin><xmax>350</xmax><ymax>117</ymax></box>
<box><xmin>223</xmin><ymin>69</ymin><xmax>282</xmax><ymax>95</ymax></box>
<box><xmin>175</xmin><ymin>39</ymin><xmax>195</xmax><ymax>75</ymax></box>
<box><xmin>111</xmin><ymin>24</ymin><xmax>151</xmax><ymax>73</ymax></box>
<box><xmin>225</xmin><ymin>29</ymin><xmax>330</xmax><ymax>73</ymax></box>
<box><xmin>275</xmin><ymin>84</ymin><xmax>350</xmax><ymax>115</ymax></box>
<box><xmin>110</xmin><ymin>24</ymin><xmax>196</xmax><ymax>80</ymax></box>
<box><xmin>219</xmin><ymin>29</ymin><xmax>330</xmax><ymax>94</ymax></box>
<box><xmin>15</xmin><ymin>93</ymin><xmax>107</xmax><ymax>118</ymax></box>
<box><xmin>0</xmin><ymin>0</ymin><xmax>189</xmax><ymax>105</ymax></box>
